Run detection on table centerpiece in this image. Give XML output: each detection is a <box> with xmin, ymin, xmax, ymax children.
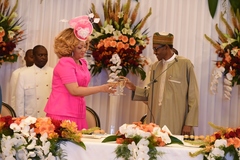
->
<box><xmin>189</xmin><ymin>122</ymin><xmax>240</xmax><ymax>160</ymax></box>
<box><xmin>0</xmin><ymin>116</ymin><xmax>85</xmax><ymax>160</ymax></box>
<box><xmin>102</xmin><ymin>122</ymin><xmax>183</xmax><ymax>160</ymax></box>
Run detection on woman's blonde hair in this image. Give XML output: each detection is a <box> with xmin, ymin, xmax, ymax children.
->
<box><xmin>54</xmin><ymin>28</ymin><xmax>80</xmax><ymax>58</ymax></box>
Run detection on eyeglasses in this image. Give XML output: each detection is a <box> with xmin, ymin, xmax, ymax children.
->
<box><xmin>153</xmin><ymin>45</ymin><xmax>165</xmax><ymax>52</ymax></box>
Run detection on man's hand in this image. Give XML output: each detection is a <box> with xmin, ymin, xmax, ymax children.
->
<box><xmin>181</xmin><ymin>125</ymin><xmax>192</xmax><ymax>135</ymax></box>
<box><xmin>119</xmin><ymin>76</ymin><xmax>136</xmax><ymax>91</ymax></box>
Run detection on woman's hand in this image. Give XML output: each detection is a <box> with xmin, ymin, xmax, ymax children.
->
<box><xmin>101</xmin><ymin>83</ymin><xmax>117</xmax><ymax>94</ymax></box>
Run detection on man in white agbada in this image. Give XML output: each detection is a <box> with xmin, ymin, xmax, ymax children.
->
<box><xmin>10</xmin><ymin>49</ymin><xmax>34</xmax><ymax>111</ymax></box>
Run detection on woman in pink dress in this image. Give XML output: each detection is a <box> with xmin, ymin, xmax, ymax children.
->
<box><xmin>44</xmin><ymin>15</ymin><xmax>115</xmax><ymax>130</ymax></box>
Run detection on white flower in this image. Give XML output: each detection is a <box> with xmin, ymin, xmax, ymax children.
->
<box><xmin>214</xmin><ymin>139</ymin><xmax>227</xmax><ymax>148</ymax></box>
<box><xmin>117</xmin><ymin>12</ymin><xmax>124</xmax><ymax>18</ymax></box>
<box><xmin>136</xmin><ymin>129</ymin><xmax>151</xmax><ymax>138</ymax></box>
<box><xmin>224</xmin><ymin>85</ymin><xmax>232</xmax><ymax>91</ymax></box>
<box><xmin>91</xmin><ymin>30</ymin><xmax>103</xmax><ymax>39</ymax></box>
<box><xmin>158</xmin><ymin>132</ymin><xmax>171</xmax><ymax>144</ymax></box>
<box><xmin>42</xmin><ymin>141</ymin><xmax>51</xmax><ymax>155</ymax></box>
<box><xmin>10</xmin><ymin>123</ymin><xmax>21</xmax><ymax>132</ymax></box>
<box><xmin>88</xmin><ymin>13</ymin><xmax>94</xmax><ymax>18</ymax></box>
<box><xmin>113</xmin><ymin>30</ymin><xmax>122</xmax><ymax>39</ymax></box>
<box><xmin>134</xmin><ymin>31</ymin><xmax>143</xmax><ymax>39</ymax></box>
<box><xmin>94</xmin><ymin>18</ymin><xmax>100</xmax><ymax>23</ymax></box>
<box><xmin>211</xmin><ymin>147</ymin><xmax>225</xmax><ymax>157</ymax></box>
<box><xmin>231</xmin><ymin>48</ymin><xmax>239</xmax><ymax>56</ymax></box>
<box><xmin>128</xmin><ymin>139</ymin><xmax>150</xmax><ymax>160</ymax></box>
<box><xmin>226</xmin><ymin>72</ymin><xmax>233</xmax><ymax>81</ymax></box>
<box><xmin>128</xmin><ymin>141</ymin><xmax>138</xmax><ymax>159</ymax></box>
<box><xmin>122</xmin><ymin>28</ymin><xmax>133</xmax><ymax>35</ymax></box>
<box><xmin>16</xmin><ymin>148</ymin><xmax>28</xmax><ymax>160</ymax></box>
<box><xmin>224</xmin><ymin>78</ymin><xmax>232</xmax><ymax>85</ymax></box>
<box><xmin>8</xmin><ymin>31</ymin><xmax>15</xmax><ymax>39</ymax></box>
<box><xmin>110</xmin><ymin>66</ymin><xmax>121</xmax><ymax>72</ymax></box>
<box><xmin>110</xmin><ymin>53</ymin><xmax>121</xmax><ymax>65</ymax></box>
<box><xmin>27</xmin><ymin>151</ymin><xmax>36</xmax><ymax>158</ymax></box>
<box><xmin>26</xmin><ymin>138</ymin><xmax>37</xmax><ymax>150</ymax></box>
<box><xmin>24</xmin><ymin>116</ymin><xmax>37</xmax><ymax>125</ymax></box>
<box><xmin>103</xmin><ymin>24</ymin><xmax>115</xmax><ymax>34</ymax></box>
<box><xmin>210</xmin><ymin>66</ymin><xmax>226</xmax><ymax>95</ymax></box>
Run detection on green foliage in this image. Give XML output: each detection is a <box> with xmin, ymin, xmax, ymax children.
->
<box><xmin>208</xmin><ymin>0</ymin><xmax>240</xmax><ymax>18</ymax></box>
<box><xmin>115</xmin><ymin>144</ymin><xmax>131</xmax><ymax>160</ymax></box>
<box><xmin>229</xmin><ymin>0</ymin><xmax>240</xmax><ymax>14</ymax></box>
<box><xmin>102</xmin><ymin>135</ymin><xmax>119</xmax><ymax>143</ymax></box>
<box><xmin>208</xmin><ymin>0</ymin><xmax>219</xmax><ymax>18</ymax></box>
<box><xmin>169</xmin><ymin>135</ymin><xmax>184</xmax><ymax>145</ymax></box>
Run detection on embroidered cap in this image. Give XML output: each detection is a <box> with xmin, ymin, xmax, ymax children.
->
<box><xmin>69</xmin><ymin>15</ymin><xmax>93</xmax><ymax>41</ymax></box>
<box><xmin>153</xmin><ymin>32</ymin><xmax>174</xmax><ymax>45</ymax></box>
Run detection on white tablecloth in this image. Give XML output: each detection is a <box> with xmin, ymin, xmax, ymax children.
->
<box><xmin>60</xmin><ymin>137</ymin><xmax>204</xmax><ymax>160</ymax></box>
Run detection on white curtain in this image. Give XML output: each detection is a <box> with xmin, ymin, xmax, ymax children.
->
<box><xmin>0</xmin><ymin>0</ymin><xmax>239</xmax><ymax>135</ymax></box>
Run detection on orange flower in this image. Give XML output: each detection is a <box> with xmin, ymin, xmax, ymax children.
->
<box><xmin>104</xmin><ymin>40</ymin><xmax>111</xmax><ymax>48</ymax></box>
<box><xmin>121</xmin><ymin>35</ymin><xmax>128</xmax><ymax>43</ymax></box>
<box><xmin>116</xmin><ymin>42</ymin><xmax>124</xmax><ymax>51</ymax></box>
<box><xmin>227</xmin><ymin>137</ymin><xmax>240</xmax><ymax>148</ymax></box>
<box><xmin>124</xmin><ymin>43</ymin><xmax>129</xmax><ymax>50</ymax></box>
<box><xmin>0</xmin><ymin>30</ymin><xmax>5</xmax><ymax>37</ymax></box>
<box><xmin>129</xmin><ymin>37</ymin><xmax>136</xmax><ymax>46</ymax></box>
<box><xmin>97</xmin><ymin>41</ymin><xmax>104</xmax><ymax>48</ymax></box>
<box><xmin>135</xmin><ymin>45</ymin><xmax>140</xmax><ymax>52</ymax></box>
<box><xmin>0</xmin><ymin>121</ymin><xmax>5</xmax><ymax>131</ymax></box>
<box><xmin>110</xmin><ymin>40</ymin><xmax>117</xmax><ymax>47</ymax></box>
<box><xmin>61</xmin><ymin>120</ymin><xmax>78</xmax><ymax>132</ymax></box>
<box><xmin>204</xmin><ymin>135</ymin><xmax>216</xmax><ymax>143</ymax></box>
<box><xmin>34</xmin><ymin>117</ymin><xmax>56</xmax><ymax>137</ymax></box>
<box><xmin>116</xmin><ymin>138</ymin><xmax>125</xmax><ymax>144</ymax></box>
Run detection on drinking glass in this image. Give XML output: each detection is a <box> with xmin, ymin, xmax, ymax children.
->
<box><xmin>117</xmin><ymin>77</ymin><xmax>126</xmax><ymax>95</ymax></box>
<box><xmin>108</xmin><ymin>81</ymin><xmax>118</xmax><ymax>96</ymax></box>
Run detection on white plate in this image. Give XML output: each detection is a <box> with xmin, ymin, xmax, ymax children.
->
<box><xmin>183</xmin><ymin>142</ymin><xmax>201</xmax><ymax>148</ymax></box>
<box><xmin>82</xmin><ymin>134</ymin><xmax>109</xmax><ymax>139</ymax></box>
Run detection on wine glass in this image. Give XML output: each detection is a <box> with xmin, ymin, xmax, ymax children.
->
<box><xmin>117</xmin><ymin>77</ymin><xmax>126</xmax><ymax>95</ymax></box>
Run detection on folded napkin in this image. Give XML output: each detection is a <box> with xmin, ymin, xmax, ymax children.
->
<box><xmin>162</xmin><ymin>125</ymin><xmax>172</xmax><ymax>135</ymax></box>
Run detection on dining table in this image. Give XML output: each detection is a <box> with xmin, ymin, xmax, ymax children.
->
<box><xmin>60</xmin><ymin>135</ymin><xmax>205</xmax><ymax>160</ymax></box>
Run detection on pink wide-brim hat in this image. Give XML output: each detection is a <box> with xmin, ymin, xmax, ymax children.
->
<box><xmin>69</xmin><ymin>15</ymin><xmax>93</xmax><ymax>41</ymax></box>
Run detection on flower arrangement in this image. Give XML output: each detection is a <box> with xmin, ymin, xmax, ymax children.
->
<box><xmin>0</xmin><ymin>0</ymin><xmax>24</xmax><ymax>66</ymax></box>
<box><xmin>88</xmin><ymin>0</ymin><xmax>152</xmax><ymax>80</ymax></box>
<box><xmin>190</xmin><ymin>122</ymin><xmax>240</xmax><ymax>160</ymax></box>
<box><xmin>0</xmin><ymin>116</ymin><xmax>85</xmax><ymax>160</ymax></box>
<box><xmin>205</xmin><ymin>10</ymin><xmax>240</xmax><ymax>100</ymax></box>
<box><xmin>102</xmin><ymin>122</ymin><xmax>183</xmax><ymax>160</ymax></box>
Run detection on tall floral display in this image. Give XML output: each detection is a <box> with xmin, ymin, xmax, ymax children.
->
<box><xmin>0</xmin><ymin>0</ymin><xmax>24</xmax><ymax>66</ymax></box>
<box><xmin>88</xmin><ymin>0</ymin><xmax>151</xmax><ymax>80</ymax></box>
<box><xmin>205</xmin><ymin>8</ymin><xmax>240</xmax><ymax>100</ymax></box>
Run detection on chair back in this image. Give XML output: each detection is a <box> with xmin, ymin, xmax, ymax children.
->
<box><xmin>1</xmin><ymin>102</ymin><xmax>16</xmax><ymax>117</ymax></box>
<box><xmin>86</xmin><ymin>106</ymin><xmax>101</xmax><ymax>128</ymax></box>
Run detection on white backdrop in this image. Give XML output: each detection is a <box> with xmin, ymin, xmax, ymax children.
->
<box><xmin>0</xmin><ymin>0</ymin><xmax>239</xmax><ymax>135</ymax></box>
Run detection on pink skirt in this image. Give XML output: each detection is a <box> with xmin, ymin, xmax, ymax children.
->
<box><xmin>46</xmin><ymin>113</ymin><xmax>88</xmax><ymax>130</ymax></box>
